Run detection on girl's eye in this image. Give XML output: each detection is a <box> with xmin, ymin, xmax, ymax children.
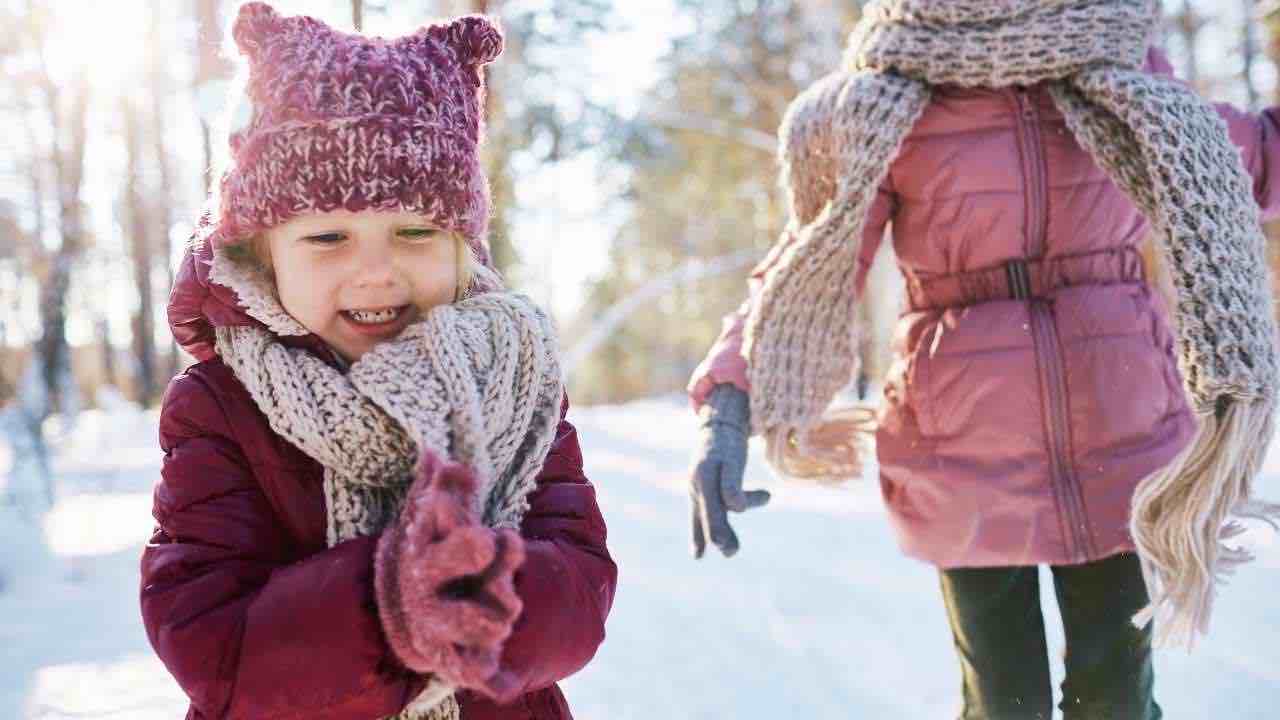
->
<box><xmin>303</xmin><ymin>232</ymin><xmax>346</xmax><ymax>245</ymax></box>
<box><xmin>399</xmin><ymin>227</ymin><xmax>440</xmax><ymax>241</ymax></box>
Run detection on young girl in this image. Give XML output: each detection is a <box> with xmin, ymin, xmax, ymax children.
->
<box><xmin>689</xmin><ymin>1</ymin><xmax>1280</xmax><ymax>717</ymax></box>
<box><xmin>141</xmin><ymin>4</ymin><xmax>615</xmax><ymax>719</ymax></box>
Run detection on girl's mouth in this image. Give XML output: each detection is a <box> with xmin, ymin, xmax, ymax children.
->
<box><xmin>340</xmin><ymin>305</ymin><xmax>412</xmax><ymax>335</ymax></box>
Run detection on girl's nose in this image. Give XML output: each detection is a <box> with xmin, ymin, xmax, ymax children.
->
<box><xmin>352</xmin><ymin>243</ymin><xmax>398</xmax><ymax>289</ymax></box>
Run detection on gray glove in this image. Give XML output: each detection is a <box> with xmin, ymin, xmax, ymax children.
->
<box><xmin>690</xmin><ymin>384</ymin><xmax>771</xmax><ymax>558</ymax></box>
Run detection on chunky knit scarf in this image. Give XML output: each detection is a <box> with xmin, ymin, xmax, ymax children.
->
<box><xmin>211</xmin><ymin>253</ymin><xmax>563</xmax><ymax>719</ymax></box>
<box><xmin>742</xmin><ymin>0</ymin><xmax>1280</xmax><ymax>648</ymax></box>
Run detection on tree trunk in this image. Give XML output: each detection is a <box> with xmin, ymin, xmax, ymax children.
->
<box><xmin>149</xmin><ymin>6</ymin><xmax>180</xmax><ymax>387</ymax></box>
<box><xmin>460</xmin><ymin>0</ymin><xmax>516</xmax><ymax>275</ymax></box>
<box><xmin>194</xmin><ymin>0</ymin><xmax>233</xmax><ymax>197</ymax></box>
<box><xmin>0</xmin><ymin>308</ymin><xmax>11</xmax><ymax>406</ymax></box>
<box><xmin>96</xmin><ymin>315</ymin><xmax>116</xmax><ymax>390</ymax></box>
<box><xmin>123</xmin><ymin>97</ymin><xmax>157</xmax><ymax>406</ymax></box>
<box><xmin>1244</xmin><ymin>0</ymin><xmax>1260</xmax><ymax>111</ymax></box>
<box><xmin>35</xmin><ymin>69</ymin><xmax>90</xmax><ymax>416</ymax></box>
<box><xmin>1175</xmin><ymin>0</ymin><xmax>1202</xmax><ymax>90</ymax></box>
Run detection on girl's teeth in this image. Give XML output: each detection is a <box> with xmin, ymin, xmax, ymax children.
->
<box><xmin>348</xmin><ymin>307</ymin><xmax>400</xmax><ymax>324</ymax></box>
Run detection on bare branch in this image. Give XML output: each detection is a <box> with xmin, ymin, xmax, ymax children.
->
<box><xmin>563</xmin><ymin>249</ymin><xmax>758</xmax><ymax>379</ymax></box>
<box><xmin>643</xmin><ymin>109</ymin><xmax>777</xmax><ymax>154</ymax></box>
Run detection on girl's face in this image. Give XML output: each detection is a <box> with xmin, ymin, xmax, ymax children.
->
<box><xmin>264</xmin><ymin>209</ymin><xmax>459</xmax><ymax>363</ymax></box>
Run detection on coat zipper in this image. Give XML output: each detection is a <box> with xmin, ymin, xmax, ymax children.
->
<box><xmin>1013</xmin><ymin>89</ymin><xmax>1097</xmax><ymax>562</ymax></box>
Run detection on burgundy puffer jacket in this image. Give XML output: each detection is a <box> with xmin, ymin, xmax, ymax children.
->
<box><xmin>141</xmin><ymin>239</ymin><xmax>616</xmax><ymax>719</ymax></box>
<box><xmin>690</xmin><ymin>48</ymin><xmax>1280</xmax><ymax>568</ymax></box>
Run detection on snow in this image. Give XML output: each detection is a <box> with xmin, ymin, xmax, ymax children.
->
<box><xmin>1</xmin><ymin>396</ymin><xmax>1278</xmax><ymax>719</ymax></box>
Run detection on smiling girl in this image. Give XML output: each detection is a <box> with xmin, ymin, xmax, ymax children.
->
<box><xmin>141</xmin><ymin>4</ymin><xmax>615</xmax><ymax>720</ymax></box>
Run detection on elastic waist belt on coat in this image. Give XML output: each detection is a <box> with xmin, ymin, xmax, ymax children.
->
<box><xmin>904</xmin><ymin>246</ymin><xmax>1146</xmax><ymax>312</ymax></box>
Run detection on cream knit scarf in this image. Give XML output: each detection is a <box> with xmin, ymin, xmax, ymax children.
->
<box><xmin>743</xmin><ymin>0</ymin><xmax>1280</xmax><ymax>648</ymax></box>
<box><xmin>209</xmin><ymin>249</ymin><xmax>563</xmax><ymax>719</ymax></box>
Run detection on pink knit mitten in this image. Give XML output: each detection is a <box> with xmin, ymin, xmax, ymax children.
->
<box><xmin>375</xmin><ymin>450</ymin><xmax>526</xmax><ymax>702</ymax></box>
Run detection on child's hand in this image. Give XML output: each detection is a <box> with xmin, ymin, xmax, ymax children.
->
<box><xmin>374</xmin><ymin>449</ymin><xmax>526</xmax><ymax>703</ymax></box>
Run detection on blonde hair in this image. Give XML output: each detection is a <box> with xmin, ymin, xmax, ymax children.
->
<box><xmin>223</xmin><ymin>230</ymin><xmax>480</xmax><ymax>301</ymax></box>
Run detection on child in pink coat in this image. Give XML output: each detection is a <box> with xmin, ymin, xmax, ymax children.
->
<box><xmin>689</xmin><ymin>3</ymin><xmax>1280</xmax><ymax>718</ymax></box>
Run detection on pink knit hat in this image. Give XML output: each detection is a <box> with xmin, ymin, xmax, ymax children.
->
<box><xmin>208</xmin><ymin>1</ymin><xmax>502</xmax><ymax>266</ymax></box>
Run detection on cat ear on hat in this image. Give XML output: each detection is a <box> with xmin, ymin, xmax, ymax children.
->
<box><xmin>446</xmin><ymin>15</ymin><xmax>504</xmax><ymax>66</ymax></box>
<box><xmin>232</xmin><ymin>1</ymin><xmax>284</xmax><ymax>58</ymax></box>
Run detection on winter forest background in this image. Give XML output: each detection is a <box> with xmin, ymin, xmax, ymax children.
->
<box><xmin>2</xmin><ymin>1</ymin><xmax>1280</xmax><ymax>718</ymax></box>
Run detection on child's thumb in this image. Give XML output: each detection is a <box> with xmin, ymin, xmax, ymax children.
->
<box><xmin>432</xmin><ymin>459</ymin><xmax>482</xmax><ymax>519</ymax></box>
<box><xmin>414</xmin><ymin>447</ymin><xmax>480</xmax><ymax>506</ymax></box>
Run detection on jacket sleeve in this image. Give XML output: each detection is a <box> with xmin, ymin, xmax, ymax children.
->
<box><xmin>1146</xmin><ymin>46</ymin><xmax>1280</xmax><ymax>222</ymax></box>
<box><xmin>686</xmin><ymin>185</ymin><xmax>895</xmax><ymax>411</ymax></box>
<box><xmin>140</xmin><ymin>370</ymin><xmax>426</xmax><ymax>720</ymax></box>
<box><xmin>1215</xmin><ymin>103</ymin><xmax>1280</xmax><ymax>222</ymax></box>
<box><xmin>471</xmin><ymin>398</ymin><xmax>616</xmax><ymax>700</ymax></box>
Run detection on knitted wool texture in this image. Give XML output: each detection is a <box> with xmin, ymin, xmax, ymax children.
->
<box><xmin>207</xmin><ymin>2</ymin><xmax>502</xmax><ymax>266</ymax></box>
<box><xmin>743</xmin><ymin>0</ymin><xmax>1280</xmax><ymax>648</ymax></box>
<box><xmin>213</xmin><ymin>284</ymin><xmax>562</xmax><ymax>720</ymax></box>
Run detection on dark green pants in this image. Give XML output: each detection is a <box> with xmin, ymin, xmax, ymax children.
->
<box><xmin>939</xmin><ymin>552</ymin><xmax>1161</xmax><ymax>720</ymax></box>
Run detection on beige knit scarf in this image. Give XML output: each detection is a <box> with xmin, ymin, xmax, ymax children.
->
<box><xmin>209</xmin><ymin>248</ymin><xmax>564</xmax><ymax>719</ymax></box>
<box><xmin>743</xmin><ymin>0</ymin><xmax>1280</xmax><ymax>648</ymax></box>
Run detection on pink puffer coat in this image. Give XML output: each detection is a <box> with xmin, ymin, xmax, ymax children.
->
<box><xmin>689</xmin><ymin>49</ymin><xmax>1280</xmax><ymax>568</ymax></box>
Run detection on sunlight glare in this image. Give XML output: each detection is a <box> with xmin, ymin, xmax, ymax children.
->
<box><xmin>42</xmin><ymin>0</ymin><xmax>151</xmax><ymax>102</ymax></box>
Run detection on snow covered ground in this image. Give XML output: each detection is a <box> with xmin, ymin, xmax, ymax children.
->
<box><xmin>1</xmin><ymin>395</ymin><xmax>1278</xmax><ymax>719</ymax></box>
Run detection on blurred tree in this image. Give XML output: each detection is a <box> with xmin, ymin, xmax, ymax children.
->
<box><xmin>122</xmin><ymin>92</ymin><xmax>159</xmax><ymax>406</ymax></box>
<box><xmin>0</xmin><ymin>202</ymin><xmax>20</xmax><ymax>404</ymax></box>
<box><xmin>1263</xmin><ymin>1</ymin><xmax>1280</xmax><ymax>101</ymax></box>
<box><xmin>144</xmin><ymin>8</ymin><xmax>182</xmax><ymax>386</ymax></box>
<box><xmin>427</xmin><ymin>0</ymin><xmax>618</xmax><ymax>278</ymax></box>
<box><xmin>1168</xmin><ymin>0</ymin><xmax>1207</xmax><ymax>90</ymax></box>
<box><xmin>5</xmin><ymin>0</ymin><xmax>92</xmax><ymax>418</ymax></box>
<box><xmin>134</xmin><ymin>4</ymin><xmax>186</xmax><ymax>400</ymax></box>
<box><xmin>570</xmin><ymin>0</ymin><xmax>864</xmax><ymax>404</ymax></box>
<box><xmin>1244</xmin><ymin>0</ymin><xmax>1261</xmax><ymax>110</ymax></box>
<box><xmin>95</xmin><ymin>314</ymin><xmax>116</xmax><ymax>390</ymax></box>
<box><xmin>193</xmin><ymin>0</ymin><xmax>235</xmax><ymax>197</ymax></box>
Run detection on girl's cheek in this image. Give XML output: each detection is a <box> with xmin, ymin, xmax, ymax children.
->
<box><xmin>417</xmin><ymin>278</ymin><xmax>456</xmax><ymax>313</ymax></box>
<box><xmin>404</xmin><ymin>248</ymin><xmax>459</xmax><ymax>309</ymax></box>
<box><xmin>278</xmin><ymin>256</ymin><xmax>344</xmax><ymax>316</ymax></box>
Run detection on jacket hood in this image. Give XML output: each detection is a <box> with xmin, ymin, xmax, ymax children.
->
<box><xmin>168</xmin><ymin>216</ymin><xmax>321</xmax><ymax>362</ymax></box>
